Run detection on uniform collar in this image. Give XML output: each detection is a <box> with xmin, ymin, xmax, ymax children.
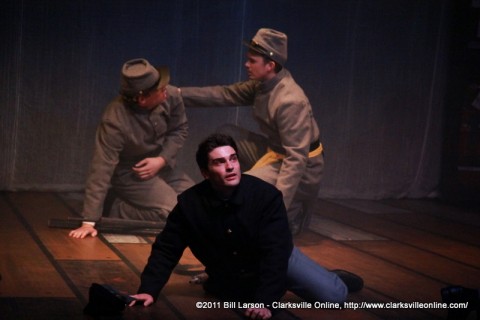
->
<box><xmin>128</xmin><ymin>103</ymin><xmax>156</xmax><ymax>114</ymax></box>
<box><xmin>258</xmin><ymin>68</ymin><xmax>288</xmax><ymax>93</ymax></box>
<box><xmin>127</xmin><ymin>100</ymin><xmax>166</xmax><ymax>115</ymax></box>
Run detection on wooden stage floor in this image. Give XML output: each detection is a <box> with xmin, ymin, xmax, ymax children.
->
<box><xmin>1</xmin><ymin>191</ymin><xmax>479</xmax><ymax>319</ymax></box>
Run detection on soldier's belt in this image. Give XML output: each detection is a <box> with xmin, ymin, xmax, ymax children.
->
<box><xmin>251</xmin><ymin>142</ymin><xmax>323</xmax><ymax>170</ymax></box>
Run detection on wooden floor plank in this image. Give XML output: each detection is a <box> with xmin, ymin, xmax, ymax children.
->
<box><xmin>58</xmin><ymin>260</ymin><xmax>140</xmax><ymax>300</ymax></box>
<box><xmin>326</xmin><ymin>199</ymin><xmax>413</xmax><ymax>215</ymax></box>
<box><xmin>0</xmin><ymin>195</ymin><xmax>74</xmax><ymax>298</ymax></box>
<box><xmin>6</xmin><ymin>192</ymin><xmax>120</xmax><ymax>261</ymax></box>
<box><xmin>313</xmin><ymin>200</ymin><xmax>480</xmax><ymax>268</ymax></box>
<box><xmin>0</xmin><ymin>297</ymin><xmax>84</xmax><ymax>320</ymax></box>
<box><xmin>327</xmin><ymin>199</ymin><xmax>480</xmax><ymax>246</ymax></box>
<box><xmin>348</xmin><ymin>241</ymin><xmax>480</xmax><ymax>287</ymax></box>
<box><xmin>310</xmin><ymin>216</ymin><xmax>387</xmax><ymax>241</ymax></box>
<box><xmin>378</xmin><ymin>212</ymin><xmax>480</xmax><ymax>246</ymax></box>
<box><xmin>294</xmin><ymin>231</ymin><xmax>445</xmax><ymax>319</ymax></box>
<box><xmin>112</xmin><ymin>243</ymin><xmax>152</xmax><ymax>273</ymax></box>
<box><xmin>381</xmin><ymin>199</ymin><xmax>480</xmax><ymax>227</ymax></box>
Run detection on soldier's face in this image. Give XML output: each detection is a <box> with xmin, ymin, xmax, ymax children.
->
<box><xmin>244</xmin><ymin>52</ymin><xmax>274</xmax><ymax>81</ymax></box>
<box><xmin>137</xmin><ymin>86</ymin><xmax>168</xmax><ymax>110</ymax></box>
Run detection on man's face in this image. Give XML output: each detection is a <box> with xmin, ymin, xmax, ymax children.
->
<box><xmin>137</xmin><ymin>86</ymin><xmax>168</xmax><ymax>110</ymax></box>
<box><xmin>244</xmin><ymin>51</ymin><xmax>274</xmax><ymax>81</ymax></box>
<box><xmin>202</xmin><ymin>146</ymin><xmax>241</xmax><ymax>195</ymax></box>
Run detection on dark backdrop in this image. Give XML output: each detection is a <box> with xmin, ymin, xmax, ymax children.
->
<box><xmin>1</xmin><ymin>0</ymin><xmax>450</xmax><ymax>199</ymax></box>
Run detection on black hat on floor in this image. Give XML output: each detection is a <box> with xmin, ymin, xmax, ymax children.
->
<box><xmin>83</xmin><ymin>283</ymin><xmax>134</xmax><ymax>317</ymax></box>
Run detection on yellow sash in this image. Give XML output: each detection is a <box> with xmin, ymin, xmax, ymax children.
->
<box><xmin>251</xmin><ymin>143</ymin><xmax>323</xmax><ymax>170</ymax></box>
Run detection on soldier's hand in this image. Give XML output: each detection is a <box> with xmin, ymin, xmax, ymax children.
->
<box><xmin>132</xmin><ymin>157</ymin><xmax>166</xmax><ymax>180</ymax></box>
<box><xmin>69</xmin><ymin>223</ymin><xmax>98</xmax><ymax>239</ymax></box>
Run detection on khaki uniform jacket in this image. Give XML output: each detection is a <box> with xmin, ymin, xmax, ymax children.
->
<box><xmin>182</xmin><ymin>69</ymin><xmax>320</xmax><ymax>209</ymax></box>
<box><xmin>82</xmin><ymin>85</ymin><xmax>188</xmax><ymax>221</ymax></box>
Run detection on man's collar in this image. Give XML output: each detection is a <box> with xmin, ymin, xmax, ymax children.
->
<box><xmin>203</xmin><ymin>178</ymin><xmax>244</xmax><ymax>208</ymax></box>
<box><xmin>258</xmin><ymin>68</ymin><xmax>287</xmax><ymax>92</ymax></box>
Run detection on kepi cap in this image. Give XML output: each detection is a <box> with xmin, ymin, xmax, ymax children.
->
<box><xmin>243</xmin><ymin>28</ymin><xmax>288</xmax><ymax>66</ymax></box>
<box><xmin>120</xmin><ymin>58</ymin><xmax>170</xmax><ymax>96</ymax></box>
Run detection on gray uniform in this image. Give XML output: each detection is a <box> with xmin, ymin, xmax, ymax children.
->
<box><xmin>82</xmin><ymin>85</ymin><xmax>194</xmax><ymax>222</ymax></box>
<box><xmin>182</xmin><ymin>69</ymin><xmax>323</xmax><ymax>229</ymax></box>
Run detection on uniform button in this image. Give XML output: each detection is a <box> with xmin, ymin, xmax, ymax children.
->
<box><xmin>226</xmin><ymin>228</ymin><xmax>232</xmax><ymax>234</ymax></box>
<box><xmin>232</xmin><ymin>251</ymin><xmax>237</xmax><ymax>255</ymax></box>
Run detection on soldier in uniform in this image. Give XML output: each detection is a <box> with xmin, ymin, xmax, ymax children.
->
<box><xmin>181</xmin><ymin>28</ymin><xmax>323</xmax><ymax>235</ymax></box>
<box><xmin>70</xmin><ymin>58</ymin><xmax>194</xmax><ymax>239</ymax></box>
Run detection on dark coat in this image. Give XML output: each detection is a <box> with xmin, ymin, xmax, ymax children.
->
<box><xmin>138</xmin><ymin>174</ymin><xmax>293</xmax><ymax>305</ymax></box>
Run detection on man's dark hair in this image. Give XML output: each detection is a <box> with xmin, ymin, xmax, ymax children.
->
<box><xmin>196</xmin><ymin>133</ymin><xmax>239</xmax><ymax>171</ymax></box>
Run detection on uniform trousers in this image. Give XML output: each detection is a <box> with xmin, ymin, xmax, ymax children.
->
<box><xmin>106</xmin><ymin>165</ymin><xmax>194</xmax><ymax>221</ymax></box>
